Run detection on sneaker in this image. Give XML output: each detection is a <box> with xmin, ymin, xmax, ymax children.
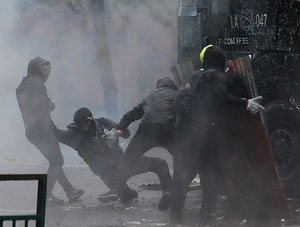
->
<box><xmin>66</xmin><ymin>188</ymin><xmax>85</xmax><ymax>201</ymax></box>
<box><xmin>97</xmin><ymin>192</ymin><xmax>119</xmax><ymax>203</ymax></box>
<box><xmin>158</xmin><ymin>191</ymin><xmax>171</xmax><ymax>210</ymax></box>
<box><xmin>46</xmin><ymin>195</ymin><xmax>65</xmax><ymax>206</ymax></box>
<box><xmin>113</xmin><ymin>201</ymin><xmax>126</xmax><ymax>211</ymax></box>
<box><xmin>98</xmin><ymin>190</ymin><xmax>113</xmax><ymax>197</ymax></box>
<box><xmin>121</xmin><ymin>188</ymin><xmax>138</xmax><ymax>203</ymax></box>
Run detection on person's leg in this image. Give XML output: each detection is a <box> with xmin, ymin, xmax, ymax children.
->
<box><xmin>86</xmin><ymin>157</ymin><xmax>136</xmax><ymax>203</ymax></box>
<box><xmin>113</xmin><ymin>124</ymin><xmax>156</xmax><ymax>198</ymax></box>
<box><xmin>125</xmin><ymin>124</ymin><xmax>173</xmax><ymax>192</ymax></box>
<box><xmin>129</xmin><ymin>156</ymin><xmax>172</xmax><ymax>190</ymax></box>
<box><xmin>126</xmin><ymin>156</ymin><xmax>172</xmax><ymax>209</ymax></box>
<box><xmin>169</xmin><ymin>127</ymin><xmax>204</xmax><ymax>221</ymax></box>
<box><xmin>198</xmin><ymin>130</ymin><xmax>220</xmax><ymax>217</ymax></box>
<box><xmin>199</xmin><ymin>166</ymin><xmax>219</xmax><ymax>215</ymax></box>
<box><xmin>32</xmin><ymin>135</ymin><xmax>69</xmax><ymax>193</ymax></box>
<box><xmin>106</xmin><ymin>145</ymin><xmax>124</xmax><ymax>163</ymax></box>
<box><xmin>30</xmin><ymin>130</ymin><xmax>83</xmax><ymax>200</ymax></box>
<box><xmin>158</xmin><ymin>125</ymin><xmax>176</xmax><ymax>152</ymax></box>
<box><xmin>88</xmin><ymin>157</ymin><xmax>117</xmax><ymax>190</ymax></box>
<box><xmin>198</xmin><ymin>162</ymin><xmax>219</xmax><ymax>219</ymax></box>
<box><xmin>170</xmin><ymin>149</ymin><xmax>198</xmax><ymax>220</ymax></box>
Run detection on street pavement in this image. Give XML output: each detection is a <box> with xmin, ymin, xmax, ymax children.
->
<box><xmin>1</xmin><ymin>148</ymin><xmax>300</xmax><ymax>227</ymax></box>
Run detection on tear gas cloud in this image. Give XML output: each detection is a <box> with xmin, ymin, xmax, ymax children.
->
<box><xmin>0</xmin><ymin>0</ymin><xmax>178</xmax><ymax>164</ymax></box>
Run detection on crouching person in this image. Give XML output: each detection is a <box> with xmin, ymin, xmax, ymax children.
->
<box><xmin>110</xmin><ymin>77</ymin><xmax>177</xmax><ymax>210</ymax></box>
<box><xmin>50</xmin><ymin>107</ymin><xmax>172</xmax><ymax>207</ymax></box>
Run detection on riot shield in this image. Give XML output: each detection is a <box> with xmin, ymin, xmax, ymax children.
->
<box><xmin>218</xmin><ymin>56</ymin><xmax>292</xmax><ymax>219</ymax></box>
<box><xmin>170</xmin><ymin>61</ymin><xmax>194</xmax><ymax>87</ymax></box>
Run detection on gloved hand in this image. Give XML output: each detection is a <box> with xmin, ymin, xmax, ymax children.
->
<box><xmin>102</xmin><ymin>128</ymin><xmax>120</xmax><ymax>148</ymax></box>
<box><xmin>246</xmin><ymin>96</ymin><xmax>265</xmax><ymax>114</ymax></box>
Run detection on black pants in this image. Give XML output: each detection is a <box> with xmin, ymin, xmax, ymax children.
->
<box><xmin>171</xmin><ymin>122</ymin><xmax>220</xmax><ymax>214</ymax></box>
<box><xmin>113</xmin><ymin>123</ymin><xmax>173</xmax><ymax>199</ymax></box>
<box><xmin>27</xmin><ymin>129</ymin><xmax>73</xmax><ymax>196</ymax></box>
<box><xmin>85</xmin><ymin>144</ymin><xmax>171</xmax><ymax>198</ymax></box>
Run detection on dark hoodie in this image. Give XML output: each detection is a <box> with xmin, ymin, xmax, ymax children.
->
<box><xmin>175</xmin><ymin>46</ymin><xmax>247</xmax><ymax>128</ymax></box>
<box><xmin>50</xmin><ymin>117</ymin><xmax>130</xmax><ymax>165</ymax></box>
<box><xmin>16</xmin><ymin>57</ymin><xmax>54</xmax><ymax>136</ymax></box>
<box><xmin>116</xmin><ymin>77</ymin><xmax>178</xmax><ymax>130</ymax></box>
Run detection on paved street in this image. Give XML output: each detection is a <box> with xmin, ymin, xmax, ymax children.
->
<box><xmin>1</xmin><ymin>148</ymin><xmax>300</xmax><ymax>227</ymax></box>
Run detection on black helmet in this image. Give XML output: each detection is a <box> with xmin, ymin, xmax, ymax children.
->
<box><xmin>73</xmin><ymin>107</ymin><xmax>94</xmax><ymax>125</ymax></box>
<box><xmin>201</xmin><ymin>45</ymin><xmax>226</xmax><ymax>72</ymax></box>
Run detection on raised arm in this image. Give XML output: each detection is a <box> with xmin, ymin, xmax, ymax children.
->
<box><xmin>115</xmin><ymin>102</ymin><xmax>144</xmax><ymax>131</ymax></box>
<box><xmin>49</xmin><ymin>118</ymin><xmax>80</xmax><ymax>147</ymax></box>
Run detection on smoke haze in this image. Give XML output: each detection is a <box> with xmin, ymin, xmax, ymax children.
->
<box><xmin>0</xmin><ymin>0</ymin><xmax>178</xmax><ymax>164</ymax></box>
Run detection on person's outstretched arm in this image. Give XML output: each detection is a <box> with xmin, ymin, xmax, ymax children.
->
<box><xmin>115</xmin><ymin>102</ymin><xmax>144</xmax><ymax>131</ymax></box>
<box><xmin>49</xmin><ymin>118</ymin><xmax>79</xmax><ymax>147</ymax></box>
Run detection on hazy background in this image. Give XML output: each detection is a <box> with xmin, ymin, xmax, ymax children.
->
<box><xmin>0</xmin><ymin>0</ymin><xmax>178</xmax><ymax>165</ymax></box>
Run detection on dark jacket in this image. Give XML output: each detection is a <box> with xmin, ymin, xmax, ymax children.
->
<box><xmin>116</xmin><ymin>80</ymin><xmax>178</xmax><ymax>130</ymax></box>
<box><xmin>50</xmin><ymin>117</ymin><xmax>130</xmax><ymax>165</ymax></box>
<box><xmin>16</xmin><ymin>58</ymin><xmax>54</xmax><ymax>136</ymax></box>
<box><xmin>226</xmin><ymin>75</ymin><xmax>249</xmax><ymax>99</ymax></box>
<box><xmin>175</xmin><ymin>68</ymin><xmax>247</xmax><ymax>129</ymax></box>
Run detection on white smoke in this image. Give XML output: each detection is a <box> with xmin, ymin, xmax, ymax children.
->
<box><xmin>0</xmin><ymin>0</ymin><xmax>178</xmax><ymax>164</ymax></box>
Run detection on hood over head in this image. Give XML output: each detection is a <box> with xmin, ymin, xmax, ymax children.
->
<box><xmin>156</xmin><ymin>77</ymin><xmax>178</xmax><ymax>90</ymax></box>
<box><xmin>73</xmin><ymin>107</ymin><xmax>96</xmax><ymax>137</ymax></box>
<box><xmin>27</xmin><ymin>57</ymin><xmax>51</xmax><ymax>82</ymax></box>
<box><xmin>201</xmin><ymin>45</ymin><xmax>226</xmax><ymax>72</ymax></box>
<box><xmin>73</xmin><ymin>107</ymin><xmax>93</xmax><ymax>124</ymax></box>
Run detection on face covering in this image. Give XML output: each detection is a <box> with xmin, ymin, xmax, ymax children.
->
<box><xmin>41</xmin><ymin>64</ymin><xmax>51</xmax><ymax>75</ymax></box>
<box><xmin>40</xmin><ymin>64</ymin><xmax>51</xmax><ymax>83</ymax></box>
<box><xmin>39</xmin><ymin>74</ymin><xmax>49</xmax><ymax>84</ymax></box>
<box><xmin>78</xmin><ymin>120</ymin><xmax>96</xmax><ymax>138</ymax></box>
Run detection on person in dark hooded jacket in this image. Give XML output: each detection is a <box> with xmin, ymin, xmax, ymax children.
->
<box><xmin>170</xmin><ymin>46</ymin><xmax>265</xmax><ymax>220</ymax></box>
<box><xmin>50</xmin><ymin>107</ymin><xmax>173</xmax><ymax>205</ymax></box>
<box><xmin>107</xmin><ymin>77</ymin><xmax>177</xmax><ymax>210</ymax></box>
<box><xmin>16</xmin><ymin>57</ymin><xmax>84</xmax><ymax>204</ymax></box>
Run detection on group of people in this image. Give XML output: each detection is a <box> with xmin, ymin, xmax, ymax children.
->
<box><xmin>16</xmin><ymin>45</ymin><xmax>264</xmax><ymax>221</ymax></box>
